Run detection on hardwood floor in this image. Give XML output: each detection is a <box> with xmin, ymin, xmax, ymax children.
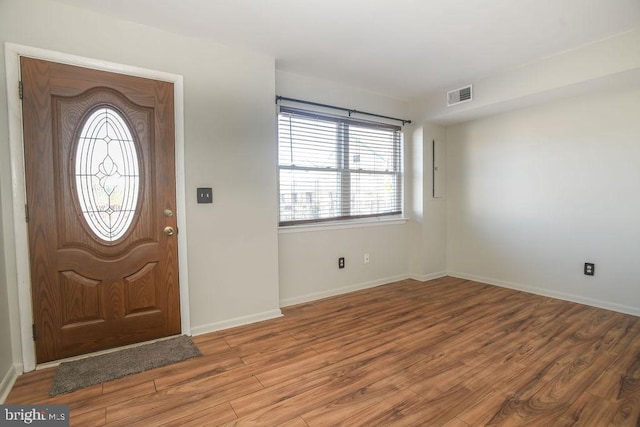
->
<box><xmin>7</xmin><ymin>277</ymin><xmax>640</xmax><ymax>426</ymax></box>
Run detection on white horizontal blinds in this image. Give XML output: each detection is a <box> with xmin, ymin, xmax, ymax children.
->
<box><xmin>278</xmin><ymin>107</ymin><xmax>402</xmax><ymax>225</ymax></box>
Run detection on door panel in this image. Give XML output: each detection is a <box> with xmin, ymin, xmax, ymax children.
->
<box><xmin>21</xmin><ymin>57</ymin><xmax>180</xmax><ymax>363</ymax></box>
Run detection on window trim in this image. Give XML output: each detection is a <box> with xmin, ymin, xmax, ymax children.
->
<box><xmin>277</xmin><ymin>106</ymin><xmax>404</xmax><ymax>226</ymax></box>
<box><xmin>278</xmin><ymin>215</ymin><xmax>408</xmax><ymax>234</ymax></box>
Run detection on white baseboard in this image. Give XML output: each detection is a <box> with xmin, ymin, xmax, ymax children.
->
<box><xmin>448</xmin><ymin>271</ymin><xmax>640</xmax><ymax>317</ymax></box>
<box><xmin>0</xmin><ymin>364</ymin><xmax>20</xmax><ymax>404</ymax></box>
<box><xmin>190</xmin><ymin>309</ymin><xmax>283</xmax><ymax>337</ymax></box>
<box><xmin>192</xmin><ymin>274</ymin><xmax>449</xmax><ymax>335</ymax></box>
<box><xmin>279</xmin><ymin>273</ymin><xmax>413</xmax><ymax>308</ymax></box>
<box><xmin>408</xmin><ymin>271</ymin><xmax>448</xmax><ymax>282</ymax></box>
<box><xmin>177</xmin><ymin>272</ymin><xmax>640</xmax><ymax>341</ymax></box>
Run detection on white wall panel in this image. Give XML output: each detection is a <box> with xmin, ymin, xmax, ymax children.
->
<box><xmin>433</xmin><ymin>139</ymin><xmax>446</xmax><ymax>199</ymax></box>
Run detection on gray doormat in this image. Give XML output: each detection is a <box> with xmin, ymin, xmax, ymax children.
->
<box><xmin>49</xmin><ymin>335</ymin><xmax>202</xmax><ymax>396</ymax></box>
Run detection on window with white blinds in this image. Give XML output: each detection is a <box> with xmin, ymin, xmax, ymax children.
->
<box><xmin>278</xmin><ymin>107</ymin><xmax>402</xmax><ymax>226</ymax></box>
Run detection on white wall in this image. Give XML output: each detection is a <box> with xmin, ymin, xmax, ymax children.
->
<box><xmin>406</xmin><ymin>121</ymin><xmax>448</xmax><ymax>279</ymax></box>
<box><xmin>446</xmin><ymin>86</ymin><xmax>640</xmax><ymax>314</ymax></box>
<box><xmin>406</xmin><ymin>124</ymin><xmax>426</xmax><ymax>277</ymax></box>
<box><xmin>420</xmin><ymin>123</ymin><xmax>448</xmax><ymax>277</ymax></box>
<box><xmin>276</xmin><ymin>71</ymin><xmax>420</xmax><ymax>305</ymax></box>
<box><xmin>0</xmin><ymin>196</ymin><xmax>17</xmax><ymax>402</ymax></box>
<box><xmin>0</xmin><ymin>0</ymin><xmax>281</xmax><ymax>376</ymax></box>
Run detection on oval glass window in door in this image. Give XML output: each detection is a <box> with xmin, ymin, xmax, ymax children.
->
<box><xmin>75</xmin><ymin>107</ymin><xmax>140</xmax><ymax>242</ymax></box>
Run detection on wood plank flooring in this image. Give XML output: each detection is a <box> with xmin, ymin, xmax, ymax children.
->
<box><xmin>7</xmin><ymin>277</ymin><xmax>640</xmax><ymax>426</ymax></box>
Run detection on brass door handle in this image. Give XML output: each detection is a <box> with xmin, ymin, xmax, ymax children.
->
<box><xmin>164</xmin><ymin>226</ymin><xmax>175</xmax><ymax>236</ymax></box>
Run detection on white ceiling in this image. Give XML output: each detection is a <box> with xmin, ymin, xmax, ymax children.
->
<box><xmin>53</xmin><ymin>0</ymin><xmax>640</xmax><ymax>100</ymax></box>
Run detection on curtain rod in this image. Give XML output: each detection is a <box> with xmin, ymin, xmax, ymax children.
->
<box><xmin>275</xmin><ymin>95</ymin><xmax>412</xmax><ymax>126</ymax></box>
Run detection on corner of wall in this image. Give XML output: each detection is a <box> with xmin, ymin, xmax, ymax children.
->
<box><xmin>0</xmin><ymin>363</ymin><xmax>20</xmax><ymax>403</ymax></box>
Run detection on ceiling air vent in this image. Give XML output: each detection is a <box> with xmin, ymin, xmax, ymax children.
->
<box><xmin>447</xmin><ymin>85</ymin><xmax>473</xmax><ymax>107</ymax></box>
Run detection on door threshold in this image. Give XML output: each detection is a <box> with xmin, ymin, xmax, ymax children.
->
<box><xmin>35</xmin><ymin>334</ymin><xmax>184</xmax><ymax>370</ymax></box>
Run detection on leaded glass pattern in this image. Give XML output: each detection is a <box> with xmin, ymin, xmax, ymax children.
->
<box><xmin>75</xmin><ymin>107</ymin><xmax>140</xmax><ymax>242</ymax></box>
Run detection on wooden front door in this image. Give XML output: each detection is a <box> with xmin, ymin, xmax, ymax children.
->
<box><xmin>21</xmin><ymin>57</ymin><xmax>181</xmax><ymax>363</ymax></box>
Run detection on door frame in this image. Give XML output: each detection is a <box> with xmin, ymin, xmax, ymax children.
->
<box><xmin>4</xmin><ymin>42</ymin><xmax>191</xmax><ymax>372</ymax></box>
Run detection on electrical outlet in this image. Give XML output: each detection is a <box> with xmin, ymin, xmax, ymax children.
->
<box><xmin>197</xmin><ymin>187</ymin><xmax>212</xmax><ymax>204</ymax></box>
<box><xmin>338</xmin><ymin>257</ymin><xmax>345</xmax><ymax>269</ymax></box>
<box><xmin>584</xmin><ymin>262</ymin><xmax>595</xmax><ymax>276</ymax></box>
<box><xmin>364</xmin><ymin>253</ymin><xmax>370</xmax><ymax>264</ymax></box>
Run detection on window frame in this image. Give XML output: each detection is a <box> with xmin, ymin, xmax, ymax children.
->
<box><xmin>277</xmin><ymin>106</ymin><xmax>403</xmax><ymax>227</ymax></box>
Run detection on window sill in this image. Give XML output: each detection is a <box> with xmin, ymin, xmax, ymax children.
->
<box><xmin>278</xmin><ymin>216</ymin><xmax>408</xmax><ymax>234</ymax></box>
